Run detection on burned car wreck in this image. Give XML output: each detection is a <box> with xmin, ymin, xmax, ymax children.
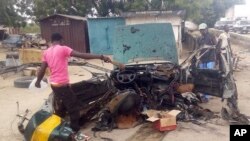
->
<box><xmin>94</xmin><ymin>24</ymin><xmax>249</xmax><ymax>131</ymax></box>
<box><xmin>17</xmin><ymin>23</ymin><xmax>249</xmax><ymax>141</ymax></box>
<box><xmin>180</xmin><ymin>45</ymin><xmax>248</xmax><ymax>123</ymax></box>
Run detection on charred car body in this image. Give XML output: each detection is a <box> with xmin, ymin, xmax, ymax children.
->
<box><xmin>18</xmin><ymin>23</ymin><xmax>248</xmax><ymax>141</ymax></box>
<box><xmin>96</xmin><ymin>23</ymin><xmax>248</xmax><ymax>128</ymax></box>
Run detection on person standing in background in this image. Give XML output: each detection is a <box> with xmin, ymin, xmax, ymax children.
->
<box><xmin>217</xmin><ymin>25</ymin><xmax>232</xmax><ymax>61</ymax></box>
<box><xmin>197</xmin><ymin>23</ymin><xmax>218</xmax><ymax>103</ymax></box>
<box><xmin>198</xmin><ymin>23</ymin><xmax>218</xmax><ymax>69</ymax></box>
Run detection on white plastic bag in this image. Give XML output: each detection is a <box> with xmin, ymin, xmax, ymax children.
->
<box><xmin>29</xmin><ymin>78</ymin><xmax>48</xmax><ymax>92</ymax></box>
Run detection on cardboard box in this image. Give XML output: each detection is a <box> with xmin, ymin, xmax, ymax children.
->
<box><xmin>144</xmin><ymin>110</ymin><xmax>181</xmax><ymax>132</ymax></box>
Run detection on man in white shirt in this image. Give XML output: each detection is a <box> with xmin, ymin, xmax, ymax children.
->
<box><xmin>218</xmin><ymin>25</ymin><xmax>232</xmax><ymax>59</ymax></box>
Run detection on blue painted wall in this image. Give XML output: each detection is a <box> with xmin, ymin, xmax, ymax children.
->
<box><xmin>113</xmin><ymin>23</ymin><xmax>178</xmax><ymax>64</ymax></box>
<box><xmin>87</xmin><ymin>17</ymin><xmax>125</xmax><ymax>55</ymax></box>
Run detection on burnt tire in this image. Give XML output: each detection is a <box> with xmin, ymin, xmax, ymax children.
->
<box><xmin>14</xmin><ymin>76</ymin><xmax>36</xmax><ymax>88</ymax></box>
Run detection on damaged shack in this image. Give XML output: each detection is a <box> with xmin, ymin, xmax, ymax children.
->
<box><xmin>40</xmin><ymin>14</ymin><xmax>89</xmax><ymax>53</ymax></box>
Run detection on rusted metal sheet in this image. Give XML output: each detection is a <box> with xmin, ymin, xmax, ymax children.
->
<box><xmin>122</xmin><ymin>11</ymin><xmax>185</xmax><ymax>56</ymax></box>
<box><xmin>40</xmin><ymin>14</ymin><xmax>89</xmax><ymax>53</ymax></box>
<box><xmin>113</xmin><ymin>23</ymin><xmax>178</xmax><ymax>64</ymax></box>
<box><xmin>87</xmin><ymin>17</ymin><xmax>125</xmax><ymax>55</ymax></box>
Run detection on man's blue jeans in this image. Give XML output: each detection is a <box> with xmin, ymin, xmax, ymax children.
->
<box><xmin>199</xmin><ymin>62</ymin><xmax>215</xmax><ymax>69</ymax></box>
<box><xmin>199</xmin><ymin>61</ymin><xmax>215</xmax><ymax>102</ymax></box>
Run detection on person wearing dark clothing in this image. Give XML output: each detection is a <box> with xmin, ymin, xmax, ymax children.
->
<box><xmin>35</xmin><ymin>33</ymin><xmax>111</xmax><ymax>141</ymax></box>
<box><xmin>197</xmin><ymin>23</ymin><xmax>218</xmax><ymax>103</ymax></box>
<box><xmin>198</xmin><ymin>23</ymin><xmax>217</xmax><ymax>69</ymax></box>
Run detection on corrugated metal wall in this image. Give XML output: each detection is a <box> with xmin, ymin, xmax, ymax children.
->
<box><xmin>40</xmin><ymin>16</ymin><xmax>89</xmax><ymax>53</ymax></box>
<box><xmin>113</xmin><ymin>23</ymin><xmax>178</xmax><ymax>64</ymax></box>
<box><xmin>87</xmin><ymin>17</ymin><xmax>125</xmax><ymax>55</ymax></box>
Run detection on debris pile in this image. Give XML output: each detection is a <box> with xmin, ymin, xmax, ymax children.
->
<box><xmin>92</xmin><ymin>63</ymin><xmax>233</xmax><ymax>132</ymax></box>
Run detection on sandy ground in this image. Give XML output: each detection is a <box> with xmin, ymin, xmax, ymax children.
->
<box><xmin>0</xmin><ymin>44</ymin><xmax>249</xmax><ymax>141</ymax></box>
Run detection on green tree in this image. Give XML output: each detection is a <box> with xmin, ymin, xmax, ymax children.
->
<box><xmin>20</xmin><ymin>23</ymin><xmax>40</xmax><ymax>33</ymax></box>
<box><xmin>124</xmin><ymin>0</ymin><xmax>149</xmax><ymax>11</ymax></box>
<box><xmin>28</xmin><ymin>0</ymin><xmax>246</xmax><ymax>24</ymax></box>
<box><xmin>92</xmin><ymin>0</ymin><xmax>121</xmax><ymax>17</ymax></box>
<box><xmin>0</xmin><ymin>0</ymin><xmax>26</xmax><ymax>27</ymax></box>
<box><xmin>88</xmin><ymin>0</ymin><xmax>149</xmax><ymax>17</ymax></box>
<box><xmin>150</xmin><ymin>0</ymin><xmax>176</xmax><ymax>10</ymax></box>
<box><xmin>200</xmin><ymin>0</ymin><xmax>245</xmax><ymax>27</ymax></box>
<box><xmin>32</xmin><ymin>0</ymin><xmax>92</xmax><ymax>21</ymax></box>
<box><xmin>143</xmin><ymin>0</ymin><xmax>245</xmax><ymax>26</ymax></box>
<box><xmin>174</xmin><ymin>0</ymin><xmax>213</xmax><ymax>22</ymax></box>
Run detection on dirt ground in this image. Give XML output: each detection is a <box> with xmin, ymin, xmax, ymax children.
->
<box><xmin>0</xmin><ymin>44</ymin><xmax>249</xmax><ymax>141</ymax></box>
